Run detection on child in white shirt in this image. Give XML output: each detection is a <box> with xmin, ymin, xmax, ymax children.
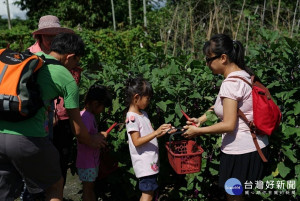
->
<box><xmin>125</xmin><ymin>76</ymin><xmax>172</xmax><ymax>201</ymax></box>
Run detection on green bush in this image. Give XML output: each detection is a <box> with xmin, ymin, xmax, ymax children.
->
<box><xmin>0</xmin><ymin>25</ymin><xmax>34</xmax><ymax>51</ymax></box>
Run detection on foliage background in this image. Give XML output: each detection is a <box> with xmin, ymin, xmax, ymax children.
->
<box><xmin>1</xmin><ymin>0</ymin><xmax>299</xmax><ymax>200</ymax></box>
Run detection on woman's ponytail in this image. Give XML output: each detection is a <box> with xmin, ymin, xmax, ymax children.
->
<box><xmin>233</xmin><ymin>40</ymin><xmax>254</xmax><ymax>75</ymax></box>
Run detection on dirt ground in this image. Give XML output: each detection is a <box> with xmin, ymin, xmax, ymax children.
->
<box><xmin>14</xmin><ymin>170</ymin><xmax>82</xmax><ymax>201</ymax></box>
<box><xmin>14</xmin><ymin>169</ymin><xmax>174</xmax><ymax>201</ymax></box>
<box><xmin>63</xmin><ymin>170</ymin><xmax>82</xmax><ymax>201</ymax></box>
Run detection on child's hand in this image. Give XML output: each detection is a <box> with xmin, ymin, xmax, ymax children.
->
<box><xmin>155</xmin><ymin>124</ymin><xmax>172</xmax><ymax>138</ymax></box>
<box><xmin>90</xmin><ymin>134</ymin><xmax>107</xmax><ymax>149</ymax></box>
<box><xmin>166</xmin><ymin>126</ymin><xmax>177</xmax><ymax>134</ymax></box>
<box><xmin>100</xmin><ymin>131</ymin><xmax>108</xmax><ymax>138</ymax></box>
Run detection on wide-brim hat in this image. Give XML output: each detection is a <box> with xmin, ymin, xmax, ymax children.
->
<box><xmin>32</xmin><ymin>15</ymin><xmax>74</xmax><ymax>35</ymax></box>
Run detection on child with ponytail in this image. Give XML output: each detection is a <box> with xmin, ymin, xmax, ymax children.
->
<box><xmin>125</xmin><ymin>76</ymin><xmax>172</xmax><ymax>201</ymax></box>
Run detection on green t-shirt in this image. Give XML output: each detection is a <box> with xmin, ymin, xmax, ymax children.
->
<box><xmin>0</xmin><ymin>52</ymin><xmax>79</xmax><ymax>137</ymax></box>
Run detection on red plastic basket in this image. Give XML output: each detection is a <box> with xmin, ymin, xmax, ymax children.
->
<box><xmin>166</xmin><ymin>140</ymin><xmax>204</xmax><ymax>174</ymax></box>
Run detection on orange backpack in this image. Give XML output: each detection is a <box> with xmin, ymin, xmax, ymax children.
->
<box><xmin>0</xmin><ymin>48</ymin><xmax>44</xmax><ymax>121</ymax></box>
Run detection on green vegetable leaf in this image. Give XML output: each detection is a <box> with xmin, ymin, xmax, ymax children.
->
<box><xmin>209</xmin><ymin>167</ymin><xmax>218</xmax><ymax>176</ymax></box>
<box><xmin>156</xmin><ymin>101</ymin><xmax>167</xmax><ymax>112</ymax></box>
<box><xmin>277</xmin><ymin>162</ymin><xmax>291</xmax><ymax>178</ymax></box>
<box><xmin>189</xmin><ymin>92</ymin><xmax>201</xmax><ymax>99</ymax></box>
<box><xmin>165</xmin><ymin>114</ymin><xmax>175</xmax><ymax>123</ymax></box>
<box><xmin>175</xmin><ymin>103</ymin><xmax>183</xmax><ymax>118</ymax></box>
<box><xmin>112</xmin><ymin>98</ymin><xmax>120</xmax><ymax>114</ymax></box>
<box><xmin>282</xmin><ymin>145</ymin><xmax>297</xmax><ymax>163</ymax></box>
<box><xmin>294</xmin><ymin>102</ymin><xmax>300</xmax><ymax>115</ymax></box>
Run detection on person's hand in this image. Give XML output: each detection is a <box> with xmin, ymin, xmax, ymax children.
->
<box><xmin>166</xmin><ymin>126</ymin><xmax>177</xmax><ymax>134</ymax></box>
<box><xmin>90</xmin><ymin>134</ymin><xmax>107</xmax><ymax>149</ymax></box>
<box><xmin>182</xmin><ymin>125</ymin><xmax>201</xmax><ymax>139</ymax></box>
<box><xmin>155</xmin><ymin>124</ymin><xmax>172</xmax><ymax>137</ymax></box>
<box><xmin>100</xmin><ymin>131</ymin><xmax>108</xmax><ymax>138</ymax></box>
<box><xmin>186</xmin><ymin>117</ymin><xmax>200</xmax><ymax>127</ymax></box>
<box><xmin>53</xmin><ymin>115</ymin><xmax>58</xmax><ymax>127</ymax></box>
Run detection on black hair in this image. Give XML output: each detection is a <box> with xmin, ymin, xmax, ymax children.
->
<box><xmin>34</xmin><ymin>34</ymin><xmax>42</xmax><ymax>42</ymax></box>
<box><xmin>84</xmin><ymin>84</ymin><xmax>112</xmax><ymax>107</ymax></box>
<box><xmin>125</xmin><ymin>76</ymin><xmax>153</xmax><ymax>106</ymax></box>
<box><xmin>203</xmin><ymin>34</ymin><xmax>254</xmax><ymax>76</ymax></box>
<box><xmin>50</xmin><ymin>33</ymin><xmax>85</xmax><ymax>57</ymax></box>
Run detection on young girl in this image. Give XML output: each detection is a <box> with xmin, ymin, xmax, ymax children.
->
<box><xmin>125</xmin><ymin>77</ymin><xmax>172</xmax><ymax>201</ymax></box>
<box><xmin>183</xmin><ymin>34</ymin><xmax>269</xmax><ymax>201</ymax></box>
<box><xmin>76</xmin><ymin>84</ymin><xmax>112</xmax><ymax>201</ymax></box>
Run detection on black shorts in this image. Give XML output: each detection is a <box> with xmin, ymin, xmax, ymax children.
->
<box><xmin>0</xmin><ymin>133</ymin><xmax>62</xmax><ymax>200</ymax></box>
<box><xmin>139</xmin><ymin>174</ymin><xmax>159</xmax><ymax>192</ymax></box>
<box><xmin>219</xmin><ymin>146</ymin><xmax>269</xmax><ymax>189</ymax></box>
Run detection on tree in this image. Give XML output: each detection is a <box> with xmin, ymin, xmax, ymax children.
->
<box><xmin>14</xmin><ymin>0</ymin><xmax>155</xmax><ymax>29</ymax></box>
<box><xmin>5</xmin><ymin>0</ymin><xmax>12</xmax><ymax>29</ymax></box>
<box><xmin>143</xmin><ymin>0</ymin><xmax>147</xmax><ymax>28</ymax></box>
<box><xmin>111</xmin><ymin>0</ymin><xmax>116</xmax><ymax>30</ymax></box>
<box><xmin>128</xmin><ymin>0</ymin><xmax>132</xmax><ymax>25</ymax></box>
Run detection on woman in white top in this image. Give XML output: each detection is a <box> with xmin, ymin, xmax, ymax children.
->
<box><xmin>182</xmin><ymin>34</ymin><xmax>269</xmax><ymax>201</ymax></box>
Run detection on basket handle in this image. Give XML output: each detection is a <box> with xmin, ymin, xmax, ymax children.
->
<box><xmin>166</xmin><ymin>127</ymin><xmax>185</xmax><ymax>136</ymax></box>
<box><xmin>166</xmin><ymin>127</ymin><xmax>187</xmax><ymax>147</ymax></box>
<box><xmin>166</xmin><ymin>127</ymin><xmax>201</xmax><ymax>152</ymax></box>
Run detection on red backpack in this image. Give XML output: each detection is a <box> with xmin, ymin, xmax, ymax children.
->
<box><xmin>229</xmin><ymin>76</ymin><xmax>282</xmax><ymax>162</ymax></box>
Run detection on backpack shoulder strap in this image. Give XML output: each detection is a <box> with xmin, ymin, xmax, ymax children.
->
<box><xmin>227</xmin><ymin>75</ymin><xmax>252</xmax><ymax>88</ymax></box>
<box><xmin>229</xmin><ymin>75</ymin><xmax>268</xmax><ymax>163</ymax></box>
<box><xmin>0</xmin><ymin>49</ymin><xmax>5</xmax><ymax>55</ymax></box>
<box><xmin>43</xmin><ymin>58</ymin><xmax>63</xmax><ymax>66</ymax></box>
<box><xmin>238</xmin><ymin>109</ymin><xmax>268</xmax><ymax>162</ymax></box>
<box><xmin>253</xmin><ymin>78</ymin><xmax>272</xmax><ymax>100</ymax></box>
<box><xmin>230</xmin><ymin>75</ymin><xmax>272</xmax><ymax>100</ymax></box>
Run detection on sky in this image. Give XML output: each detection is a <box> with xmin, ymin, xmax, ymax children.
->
<box><xmin>0</xmin><ymin>0</ymin><xmax>27</xmax><ymax>20</ymax></box>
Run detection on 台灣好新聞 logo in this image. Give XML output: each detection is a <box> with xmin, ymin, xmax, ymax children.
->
<box><xmin>224</xmin><ymin>178</ymin><xmax>243</xmax><ymax>195</ymax></box>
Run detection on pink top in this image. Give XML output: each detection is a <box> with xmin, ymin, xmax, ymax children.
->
<box><xmin>54</xmin><ymin>67</ymin><xmax>82</xmax><ymax>120</ymax></box>
<box><xmin>28</xmin><ymin>41</ymin><xmax>42</xmax><ymax>53</ymax></box>
<box><xmin>54</xmin><ymin>98</ymin><xmax>69</xmax><ymax>120</ymax></box>
<box><xmin>214</xmin><ymin>70</ymin><xmax>268</xmax><ymax>154</ymax></box>
<box><xmin>126</xmin><ymin>111</ymin><xmax>159</xmax><ymax>178</ymax></box>
<box><xmin>76</xmin><ymin>110</ymin><xmax>100</xmax><ymax>168</ymax></box>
